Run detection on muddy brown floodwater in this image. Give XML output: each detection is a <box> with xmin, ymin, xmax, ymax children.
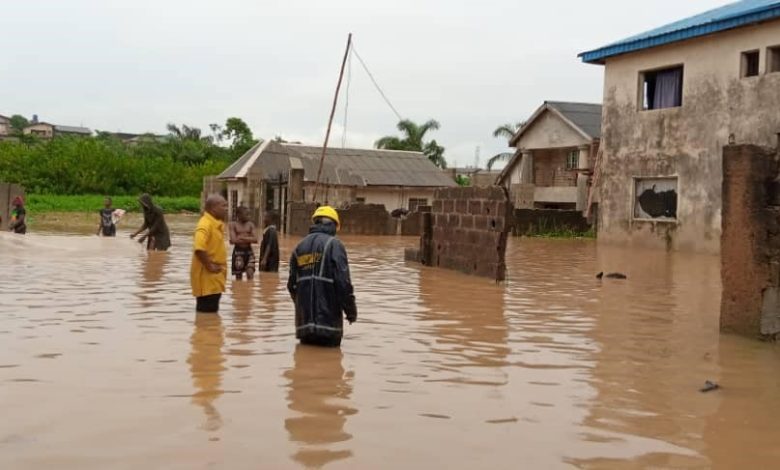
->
<box><xmin>2</xmin><ymin>214</ymin><xmax>780</xmax><ymax>469</ymax></box>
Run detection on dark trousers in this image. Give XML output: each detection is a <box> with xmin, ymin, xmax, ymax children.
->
<box><xmin>196</xmin><ymin>293</ymin><xmax>222</xmax><ymax>313</ymax></box>
<box><xmin>300</xmin><ymin>336</ymin><xmax>341</xmax><ymax>348</ymax></box>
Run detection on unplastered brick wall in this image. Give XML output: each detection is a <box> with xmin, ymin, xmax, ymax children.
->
<box><xmin>287</xmin><ymin>202</ymin><xmax>394</xmax><ymax>236</ymax></box>
<box><xmin>423</xmin><ymin>186</ymin><xmax>513</xmax><ymax>280</ymax></box>
<box><xmin>721</xmin><ymin>144</ymin><xmax>780</xmax><ymax>339</ymax></box>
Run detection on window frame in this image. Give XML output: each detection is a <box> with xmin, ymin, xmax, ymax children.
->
<box><xmin>631</xmin><ymin>175</ymin><xmax>679</xmax><ymax>224</ymax></box>
<box><xmin>566</xmin><ymin>150</ymin><xmax>579</xmax><ymax>170</ymax></box>
<box><xmin>767</xmin><ymin>45</ymin><xmax>780</xmax><ymax>74</ymax></box>
<box><xmin>638</xmin><ymin>64</ymin><xmax>684</xmax><ymax>111</ymax></box>
<box><xmin>741</xmin><ymin>49</ymin><xmax>760</xmax><ymax>78</ymax></box>
<box><xmin>408</xmin><ymin>198</ymin><xmax>428</xmax><ymax>212</ymax></box>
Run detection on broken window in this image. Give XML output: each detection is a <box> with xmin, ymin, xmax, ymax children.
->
<box><xmin>634</xmin><ymin>177</ymin><xmax>678</xmax><ymax>220</ymax></box>
<box><xmin>741</xmin><ymin>50</ymin><xmax>760</xmax><ymax>78</ymax></box>
<box><xmin>408</xmin><ymin>198</ymin><xmax>428</xmax><ymax>211</ymax></box>
<box><xmin>768</xmin><ymin>46</ymin><xmax>780</xmax><ymax>73</ymax></box>
<box><xmin>641</xmin><ymin>66</ymin><xmax>683</xmax><ymax>110</ymax></box>
<box><xmin>566</xmin><ymin>150</ymin><xmax>579</xmax><ymax>170</ymax></box>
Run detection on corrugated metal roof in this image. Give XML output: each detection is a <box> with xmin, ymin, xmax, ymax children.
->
<box><xmin>284</xmin><ymin>145</ymin><xmax>456</xmax><ymax>187</ymax></box>
<box><xmin>579</xmin><ymin>0</ymin><xmax>780</xmax><ymax>64</ymax></box>
<box><xmin>218</xmin><ymin>141</ymin><xmax>456</xmax><ymax>188</ymax></box>
<box><xmin>218</xmin><ymin>141</ymin><xmax>265</xmax><ymax>179</ymax></box>
<box><xmin>54</xmin><ymin>125</ymin><xmax>92</xmax><ymax>135</ymax></box>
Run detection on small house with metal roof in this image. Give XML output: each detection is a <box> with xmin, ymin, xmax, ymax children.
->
<box><xmin>497</xmin><ymin>101</ymin><xmax>602</xmax><ymax>211</ymax></box>
<box><xmin>579</xmin><ymin>0</ymin><xmax>780</xmax><ymax>253</ymax></box>
<box><xmin>217</xmin><ymin>140</ymin><xmax>456</xmax><ymax>225</ymax></box>
<box><xmin>23</xmin><ymin>122</ymin><xmax>92</xmax><ymax>138</ymax></box>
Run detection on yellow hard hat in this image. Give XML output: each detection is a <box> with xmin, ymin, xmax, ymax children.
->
<box><xmin>312</xmin><ymin>205</ymin><xmax>340</xmax><ymax>227</ymax></box>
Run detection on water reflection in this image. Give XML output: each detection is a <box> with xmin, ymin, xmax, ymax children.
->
<box><xmin>570</xmin><ymin>246</ymin><xmax>722</xmax><ymax>467</ymax></box>
<box><xmin>259</xmin><ymin>272</ymin><xmax>281</xmax><ymax>316</ymax></box>
<box><xmin>418</xmin><ymin>267</ymin><xmax>509</xmax><ymax>385</ymax></box>
<box><xmin>137</xmin><ymin>251</ymin><xmax>169</xmax><ymax>308</ymax></box>
<box><xmin>284</xmin><ymin>344</ymin><xmax>356</xmax><ymax>468</ymax></box>
<box><xmin>188</xmin><ymin>313</ymin><xmax>226</xmax><ymax>433</ymax></box>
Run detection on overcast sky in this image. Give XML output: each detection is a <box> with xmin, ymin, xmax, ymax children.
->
<box><xmin>1</xmin><ymin>0</ymin><xmax>728</xmax><ymax>168</ymax></box>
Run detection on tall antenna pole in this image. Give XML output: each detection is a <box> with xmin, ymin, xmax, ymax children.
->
<box><xmin>312</xmin><ymin>33</ymin><xmax>352</xmax><ymax>203</ymax></box>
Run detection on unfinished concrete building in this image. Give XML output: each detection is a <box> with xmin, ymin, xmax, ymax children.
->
<box><xmin>580</xmin><ymin>0</ymin><xmax>780</xmax><ymax>253</ymax></box>
<box><xmin>497</xmin><ymin>101</ymin><xmax>601</xmax><ymax>212</ymax></box>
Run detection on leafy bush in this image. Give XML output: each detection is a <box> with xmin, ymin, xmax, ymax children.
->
<box><xmin>0</xmin><ymin>135</ymin><xmax>233</xmax><ymax>197</ymax></box>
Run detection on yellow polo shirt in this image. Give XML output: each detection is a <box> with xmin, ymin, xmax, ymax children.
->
<box><xmin>190</xmin><ymin>212</ymin><xmax>227</xmax><ymax>297</ymax></box>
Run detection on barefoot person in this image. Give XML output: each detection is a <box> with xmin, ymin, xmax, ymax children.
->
<box><xmin>229</xmin><ymin>206</ymin><xmax>257</xmax><ymax>281</ymax></box>
<box><xmin>191</xmin><ymin>195</ymin><xmax>228</xmax><ymax>313</ymax></box>
<box><xmin>259</xmin><ymin>210</ymin><xmax>280</xmax><ymax>272</ymax></box>
<box><xmin>130</xmin><ymin>194</ymin><xmax>171</xmax><ymax>251</ymax></box>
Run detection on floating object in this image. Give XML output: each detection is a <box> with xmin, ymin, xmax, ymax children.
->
<box><xmin>700</xmin><ymin>380</ymin><xmax>720</xmax><ymax>393</ymax></box>
<box><xmin>596</xmin><ymin>272</ymin><xmax>627</xmax><ymax>279</ymax></box>
<box><xmin>111</xmin><ymin>209</ymin><xmax>126</xmax><ymax>225</ymax></box>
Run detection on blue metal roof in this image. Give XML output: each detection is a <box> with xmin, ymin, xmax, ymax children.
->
<box><xmin>579</xmin><ymin>0</ymin><xmax>780</xmax><ymax>64</ymax></box>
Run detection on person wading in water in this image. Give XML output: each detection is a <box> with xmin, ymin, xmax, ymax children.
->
<box><xmin>8</xmin><ymin>196</ymin><xmax>27</xmax><ymax>234</ymax></box>
<box><xmin>191</xmin><ymin>194</ymin><xmax>228</xmax><ymax>313</ymax></box>
<box><xmin>229</xmin><ymin>206</ymin><xmax>257</xmax><ymax>281</ymax></box>
<box><xmin>259</xmin><ymin>210</ymin><xmax>280</xmax><ymax>273</ymax></box>
<box><xmin>96</xmin><ymin>197</ymin><xmax>117</xmax><ymax>237</ymax></box>
<box><xmin>130</xmin><ymin>194</ymin><xmax>171</xmax><ymax>251</ymax></box>
<box><xmin>287</xmin><ymin>206</ymin><xmax>357</xmax><ymax>347</ymax></box>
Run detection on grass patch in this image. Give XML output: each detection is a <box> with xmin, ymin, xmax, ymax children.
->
<box><xmin>25</xmin><ymin>194</ymin><xmax>201</xmax><ymax>214</ymax></box>
<box><xmin>518</xmin><ymin>217</ymin><xmax>596</xmax><ymax>239</ymax></box>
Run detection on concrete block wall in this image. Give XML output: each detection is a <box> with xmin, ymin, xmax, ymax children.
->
<box><xmin>421</xmin><ymin>186</ymin><xmax>512</xmax><ymax>281</ymax></box>
<box><xmin>721</xmin><ymin>144</ymin><xmax>780</xmax><ymax>339</ymax></box>
<box><xmin>287</xmin><ymin>202</ymin><xmax>395</xmax><ymax>236</ymax></box>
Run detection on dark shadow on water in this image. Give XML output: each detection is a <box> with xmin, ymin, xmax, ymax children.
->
<box><xmin>284</xmin><ymin>344</ymin><xmax>356</xmax><ymax>468</ymax></box>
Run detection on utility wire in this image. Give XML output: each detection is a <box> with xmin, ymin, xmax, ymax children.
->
<box><xmin>341</xmin><ymin>46</ymin><xmax>352</xmax><ymax>148</ymax></box>
<box><xmin>351</xmin><ymin>43</ymin><xmax>404</xmax><ymax>121</ymax></box>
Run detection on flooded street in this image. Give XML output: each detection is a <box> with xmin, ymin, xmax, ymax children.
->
<box><xmin>2</xmin><ymin>214</ymin><xmax>780</xmax><ymax>469</ymax></box>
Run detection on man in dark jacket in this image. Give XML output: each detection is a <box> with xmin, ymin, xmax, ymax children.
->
<box><xmin>287</xmin><ymin>206</ymin><xmax>357</xmax><ymax>347</ymax></box>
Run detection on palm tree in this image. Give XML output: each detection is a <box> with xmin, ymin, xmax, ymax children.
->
<box><xmin>486</xmin><ymin>152</ymin><xmax>515</xmax><ymax>171</ymax></box>
<box><xmin>492</xmin><ymin>121</ymin><xmax>524</xmax><ymax>140</ymax></box>
<box><xmin>376</xmin><ymin>119</ymin><xmax>447</xmax><ymax>168</ymax></box>
<box><xmin>166</xmin><ymin>123</ymin><xmax>210</xmax><ymax>143</ymax></box>
<box><xmin>486</xmin><ymin>121</ymin><xmax>525</xmax><ymax>170</ymax></box>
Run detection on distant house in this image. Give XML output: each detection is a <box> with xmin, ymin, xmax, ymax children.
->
<box><xmin>24</xmin><ymin>122</ymin><xmax>92</xmax><ymax>138</ymax></box>
<box><xmin>579</xmin><ymin>0</ymin><xmax>780</xmax><ymax>253</ymax></box>
<box><xmin>497</xmin><ymin>101</ymin><xmax>601</xmax><ymax>211</ymax></box>
<box><xmin>0</xmin><ymin>115</ymin><xmax>10</xmax><ymax>139</ymax></box>
<box><xmin>217</xmin><ymin>140</ymin><xmax>456</xmax><ymax>225</ymax></box>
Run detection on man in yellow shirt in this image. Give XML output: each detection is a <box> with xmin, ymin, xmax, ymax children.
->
<box><xmin>191</xmin><ymin>194</ymin><xmax>228</xmax><ymax>313</ymax></box>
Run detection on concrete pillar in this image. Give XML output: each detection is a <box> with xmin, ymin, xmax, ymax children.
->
<box><xmin>576</xmin><ymin>145</ymin><xmax>590</xmax><ymax>212</ymax></box>
<box><xmin>578</xmin><ymin>144</ymin><xmax>590</xmax><ymax>170</ymax></box>
<box><xmin>289</xmin><ymin>168</ymin><xmax>304</xmax><ymax>202</ymax></box>
<box><xmin>519</xmin><ymin>150</ymin><xmax>534</xmax><ymax>184</ymax></box>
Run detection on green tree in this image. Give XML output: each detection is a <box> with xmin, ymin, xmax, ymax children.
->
<box><xmin>9</xmin><ymin>115</ymin><xmax>29</xmax><ymax>135</ymax></box>
<box><xmin>487</xmin><ymin>121</ymin><xmax>525</xmax><ymax>170</ymax></box>
<box><xmin>166</xmin><ymin>123</ymin><xmax>209</xmax><ymax>143</ymax></box>
<box><xmin>492</xmin><ymin>121</ymin><xmax>524</xmax><ymax>141</ymax></box>
<box><xmin>221</xmin><ymin>117</ymin><xmax>257</xmax><ymax>156</ymax></box>
<box><xmin>375</xmin><ymin>119</ymin><xmax>447</xmax><ymax>169</ymax></box>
